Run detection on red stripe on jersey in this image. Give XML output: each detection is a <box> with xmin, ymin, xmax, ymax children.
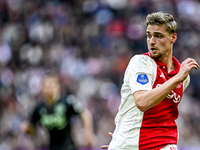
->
<box><xmin>139</xmin><ymin>53</ymin><xmax>183</xmax><ymax>150</ymax></box>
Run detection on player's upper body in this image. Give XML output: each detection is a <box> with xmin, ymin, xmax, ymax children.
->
<box><xmin>30</xmin><ymin>94</ymin><xmax>82</xmax><ymax>150</ymax></box>
<box><xmin>107</xmin><ymin>12</ymin><xmax>199</xmax><ymax>150</ymax></box>
<box><xmin>108</xmin><ymin>52</ymin><xmax>189</xmax><ymax>150</ymax></box>
<box><xmin>22</xmin><ymin>73</ymin><xmax>94</xmax><ymax>150</ymax></box>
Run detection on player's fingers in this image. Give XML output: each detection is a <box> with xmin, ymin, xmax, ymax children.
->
<box><xmin>189</xmin><ymin>59</ymin><xmax>199</xmax><ymax>69</ymax></box>
<box><xmin>181</xmin><ymin>58</ymin><xmax>199</xmax><ymax>70</ymax></box>
<box><xmin>194</xmin><ymin>61</ymin><xmax>199</xmax><ymax>69</ymax></box>
<box><xmin>193</xmin><ymin>63</ymin><xmax>199</xmax><ymax>69</ymax></box>
<box><xmin>182</xmin><ymin>58</ymin><xmax>197</xmax><ymax>66</ymax></box>
<box><xmin>101</xmin><ymin>145</ymin><xmax>109</xmax><ymax>149</ymax></box>
<box><xmin>188</xmin><ymin>61</ymin><xmax>199</xmax><ymax>70</ymax></box>
<box><xmin>108</xmin><ymin>132</ymin><xmax>113</xmax><ymax>138</ymax></box>
<box><xmin>182</xmin><ymin>58</ymin><xmax>192</xmax><ymax>64</ymax></box>
<box><xmin>186</xmin><ymin>58</ymin><xmax>196</xmax><ymax>63</ymax></box>
<box><xmin>192</xmin><ymin>64</ymin><xmax>199</xmax><ymax>70</ymax></box>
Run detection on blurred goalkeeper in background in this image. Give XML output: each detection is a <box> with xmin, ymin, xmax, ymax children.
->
<box><xmin>21</xmin><ymin>72</ymin><xmax>94</xmax><ymax>150</ymax></box>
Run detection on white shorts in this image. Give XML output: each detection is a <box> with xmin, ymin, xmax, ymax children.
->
<box><xmin>160</xmin><ymin>144</ymin><xmax>178</xmax><ymax>150</ymax></box>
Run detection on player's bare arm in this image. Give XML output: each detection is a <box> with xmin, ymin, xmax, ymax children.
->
<box><xmin>134</xmin><ymin>58</ymin><xmax>199</xmax><ymax>112</ymax></box>
<box><xmin>81</xmin><ymin>108</ymin><xmax>95</xmax><ymax>148</ymax></box>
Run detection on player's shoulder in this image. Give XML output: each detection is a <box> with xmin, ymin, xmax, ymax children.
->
<box><xmin>33</xmin><ymin>101</ymin><xmax>46</xmax><ymax>112</ymax></box>
<box><xmin>65</xmin><ymin>94</ymin><xmax>79</xmax><ymax>105</ymax></box>
<box><xmin>36</xmin><ymin>101</ymin><xmax>45</xmax><ymax>108</ymax></box>
<box><xmin>129</xmin><ymin>53</ymin><xmax>155</xmax><ymax>66</ymax></box>
<box><xmin>65</xmin><ymin>94</ymin><xmax>84</xmax><ymax>113</ymax></box>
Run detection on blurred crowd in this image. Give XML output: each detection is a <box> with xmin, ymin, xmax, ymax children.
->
<box><xmin>0</xmin><ymin>0</ymin><xmax>200</xmax><ymax>149</ymax></box>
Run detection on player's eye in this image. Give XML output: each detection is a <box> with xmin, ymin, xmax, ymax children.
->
<box><xmin>147</xmin><ymin>34</ymin><xmax>151</xmax><ymax>38</ymax></box>
<box><xmin>155</xmin><ymin>34</ymin><xmax>163</xmax><ymax>38</ymax></box>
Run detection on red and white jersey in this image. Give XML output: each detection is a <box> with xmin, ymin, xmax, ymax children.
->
<box><xmin>108</xmin><ymin>52</ymin><xmax>190</xmax><ymax>150</ymax></box>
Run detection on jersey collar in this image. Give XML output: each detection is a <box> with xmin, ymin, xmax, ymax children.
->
<box><xmin>144</xmin><ymin>52</ymin><xmax>181</xmax><ymax>75</ymax></box>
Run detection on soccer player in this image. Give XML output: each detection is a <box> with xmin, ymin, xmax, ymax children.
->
<box><xmin>101</xmin><ymin>12</ymin><xmax>199</xmax><ymax>150</ymax></box>
<box><xmin>21</xmin><ymin>72</ymin><xmax>94</xmax><ymax>150</ymax></box>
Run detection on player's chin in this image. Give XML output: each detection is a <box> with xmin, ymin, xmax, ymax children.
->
<box><xmin>150</xmin><ymin>53</ymin><xmax>161</xmax><ymax>59</ymax></box>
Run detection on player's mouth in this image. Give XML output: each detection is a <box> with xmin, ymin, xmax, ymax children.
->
<box><xmin>150</xmin><ymin>47</ymin><xmax>158</xmax><ymax>53</ymax></box>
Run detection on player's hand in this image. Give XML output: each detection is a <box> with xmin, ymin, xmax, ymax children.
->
<box><xmin>177</xmin><ymin>58</ymin><xmax>199</xmax><ymax>81</ymax></box>
<box><xmin>20</xmin><ymin>121</ymin><xmax>35</xmax><ymax>135</ymax></box>
<box><xmin>87</xmin><ymin>135</ymin><xmax>95</xmax><ymax>148</ymax></box>
<box><xmin>101</xmin><ymin>132</ymin><xmax>113</xmax><ymax>149</ymax></box>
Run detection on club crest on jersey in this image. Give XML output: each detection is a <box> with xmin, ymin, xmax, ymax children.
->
<box><xmin>137</xmin><ymin>74</ymin><xmax>149</xmax><ymax>85</ymax></box>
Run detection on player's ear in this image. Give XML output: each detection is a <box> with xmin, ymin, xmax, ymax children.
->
<box><xmin>171</xmin><ymin>33</ymin><xmax>177</xmax><ymax>44</ymax></box>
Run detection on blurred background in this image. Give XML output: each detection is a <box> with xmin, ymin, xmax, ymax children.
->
<box><xmin>0</xmin><ymin>0</ymin><xmax>200</xmax><ymax>149</ymax></box>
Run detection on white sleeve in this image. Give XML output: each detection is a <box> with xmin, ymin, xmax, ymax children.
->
<box><xmin>126</xmin><ymin>55</ymin><xmax>157</xmax><ymax>94</ymax></box>
<box><xmin>183</xmin><ymin>75</ymin><xmax>190</xmax><ymax>92</ymax></box>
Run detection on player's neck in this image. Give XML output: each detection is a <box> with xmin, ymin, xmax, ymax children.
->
<box><xmin>158</xmin><ymin>52</ymin><xmax>175</xmax><ymax>73</ymax></box>
<box><xmin>45</xmin><ymin>94</ymin><xmax>60</xmax><ymax>105</ymax></box>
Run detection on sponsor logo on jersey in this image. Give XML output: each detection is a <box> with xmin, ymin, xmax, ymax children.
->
<box><xmin>40</xmin><ymin>103</ymin><xmax>67</xmax><ymax>130</ymax></box>
<box><xmin>156</xmin><ymin>84</ymin><xmax>181</xmax><ymax>103</ymax></box>
<box><xmin>137</xmin><ymin>74</ymin><xmax>149</xmax><ymax>85</ymax></box>
<box><xmin>176</xmin><ymin>82</ymin><xmax>182</xmax><ymax>89</ymax></box>
<box><xmin>167</xmin><ymin>90</ymin><xmax>181</xmax><ymax>103</ymax></box>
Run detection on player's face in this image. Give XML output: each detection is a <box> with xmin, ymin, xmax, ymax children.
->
<box><xmin>42</xmin><ymin>76</ymin><xmax>60</xmax><ymax>100</ymax></box>
<box><xmin>146</xmin><ymin>24</ymin><xmax>176</xmax><ymax>61</ymax></box>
